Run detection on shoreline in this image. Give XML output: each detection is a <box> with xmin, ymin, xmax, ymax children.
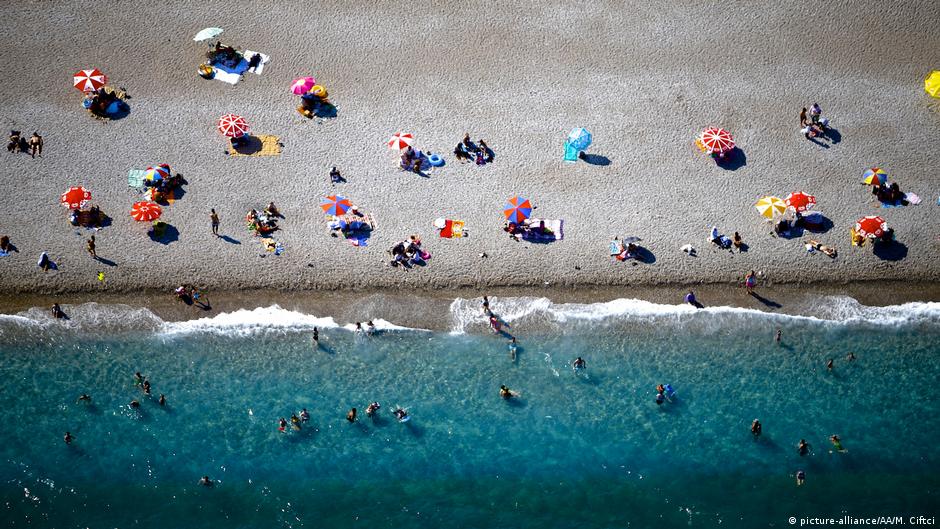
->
<box><xmin>3</xmin><ymin>280</ymin><xmax>938</xmax><ymax>332</ymax></box>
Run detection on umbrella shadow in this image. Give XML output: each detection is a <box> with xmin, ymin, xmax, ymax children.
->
<box><xmin>150</xmin><ymin>224</ymin><xmax>180</xmax><ymax>245</ymax></box>
<box><xmin>873</xmin><ymin>240</ymin><xmax>908</xmax><ymax>261</ymax></box>
<box><xmin>803</xmin><ymin>214</ymin><xmax>834</xmax><ymax>234</ymax></box>
<box><xmin>580</xmin><ymin>153</ymin><xmax>611</xmax><ymax>166</ymax></box>
<box><xmin>634</xmin><ymin>246</ymin><xmax>656</xmax><ymax>264</ymax></box>
<box><xmin>715</xmin><ymin>147</ymin><xmax>746</xmax><ymax>170</ymax></box>
<box><xmin>313</xmin><ymin>102</ymin><xmax>338</xmax><ymax>119</ymax></box>
<box><xmin>229</xmin><ymin>135</ymin><xmax>264</xmax><ymax>155</ymax></box>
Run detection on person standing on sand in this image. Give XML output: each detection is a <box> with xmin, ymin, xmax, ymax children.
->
<box><xmin>210</xmin><ymin>209</ymin><xmax>220</xmax><ymax>237</ymax></box>
<box><xmin>799</xmin><ymin>108</ymin><xmax>808</xmax><ymax>127</ymax></box>
<box><xmin>28</xmin><ymin>132</ymin><xmax>42</xmax><ymax>158</ymax></box>
<box><xmin>744</xmin><ymin>271</ymin><xmax>756</xmax><ymax>295</ymax></box>
<box><xmin>86</xmin><ymin>235</ymin><xmax>97</xmax><ymax>260</ymax></box>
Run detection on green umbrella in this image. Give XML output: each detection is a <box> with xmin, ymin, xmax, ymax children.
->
<box><xmin>194</xmin><ymin>27</ymin><xmax>223</xmax><ymax>42</ymax></box>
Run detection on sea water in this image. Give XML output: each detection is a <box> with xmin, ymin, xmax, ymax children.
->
<box><xmin>1</xmin><ymin>297</ymin><xmax>938</xmax><ymax>528</ymax></box>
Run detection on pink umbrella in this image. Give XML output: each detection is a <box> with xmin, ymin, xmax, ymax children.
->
<box><xmin>73</xmin><ymin>68</ymin><xmax>107</xmax><ymax>92</ymax></box>
<box><xmin>291</xmin><ymin>76</ymin><xmax>316</xmax><ymax>95</ymax></box>
<box><xmin>387</xmin><ymin>132</ymin><xmax>414</xmax><ymax>150</ymax></box>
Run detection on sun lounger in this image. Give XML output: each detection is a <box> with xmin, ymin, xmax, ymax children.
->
<box><xmin>514</xmin><ymin>219</ymin><xmax>563</xmax><ymax>241</ymax></box>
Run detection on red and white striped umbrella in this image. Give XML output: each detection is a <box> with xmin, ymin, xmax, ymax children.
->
<box><xmin>785</xmin><ymin>192</ymin><xmax>817</xmax><ymax>212</ymax></box>
<box><xmin>855</xmin><ymin>215</ymin><xmax>887</xmax><ymax>238</ymax></box>
<box><xmin>218</xmin><ymin>114</ymin><xmax>249</xmax><ymax>138</ymax></box>
<box><xmin>73</xmin><ymin>68</ymin><xmax>107</xmax><ymax>92</ymax></box>
<box><xmin>130</xmin><ymin>201</ymin><xmax>162</xmax><ymax>222</ymax></box>
<box><xmin>60</xmin><ymin>187</ymin><xmax>92</xmax><ymax>209</ymax></box>
<box><xmin>387</xmin><ymin>132</ymin><xmax>414</xmax><ymax>150</ymax></box>
<box><xmin>700</xmin><ymin>127</ymin><xmax>734</xmax><ymax>154</ymax></box>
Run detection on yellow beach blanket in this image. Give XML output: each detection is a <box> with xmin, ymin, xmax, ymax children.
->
<box><xmin>228</xmin><ymin>135</ymin><xmax>282</xmax><ymax>157</ymax></box>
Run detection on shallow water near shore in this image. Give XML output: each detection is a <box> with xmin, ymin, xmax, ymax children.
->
<box><xmin>1</xmin><ymin>297</ymin><xmax>938</xmax><ymax>528</ymax></box>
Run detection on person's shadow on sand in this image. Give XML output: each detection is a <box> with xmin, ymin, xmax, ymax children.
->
<box><xmin>580</xmin><ymin>153</ymin><xmax>611</xmax><ymax>166</ymax></box>
<box><xmin>749</xmin><ymin>292</ymin><xmax>782</xmax><ymax>308</ymax></box>
<box><xmin>219</xmin><ymin>235</ymin><xmax>241</xmax><ymax>245</ymax></box>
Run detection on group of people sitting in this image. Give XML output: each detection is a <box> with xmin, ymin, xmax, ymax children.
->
<box><xmin>609</xmin><ymin>237</ymin><xmax>641</xmax><ymax>261</ymax></box>
<box><xmin>799</xmin><ymin>103</ymin><xmax>829</xmax><ymax>139</ymax></box>
<box><xmin>851</xmin><ymin>227</ymin><xmax>894</xmax><ymax>247</ymax></box>
<box><xmin>453</xmin><ymin>134</ymin><xmax>493</xmax><ymax>165</ymax></box>
<box><xmin>205</xmin><ymin>42</ymin><xmax>254</xmax><ymax>69</ymax></box>
<box><xmin>503</xmin><ymin>219</ymin><xmax>551</xmax><ymax>240</ymax></box>
<box><xmin>871</xmin><ymin>182</ymin><xmax>907</xmax><ymax>205</ymax></box>
<box><xmin>710</xmin><ymin>226</ymin><xmax>745</xmax><ymax>250</ymax></box>
<box><xmin>144</xmin><ymin>173</ymin><xmax>184</xmax><ymax>202</ymax></box>
<box><xmin>174</xmin><ymin>285</ymin><xmax>209</xmax><ymax>307</ymax></box>
<box><xmin>298</xmin><ymin>87</ymin><xmax>330</xmax><ymax>118</ymax></box>
<box><xmin>83</xmin><ymin>86</ymin><xmax>127</xmax><ymax>118</ymax></box>
<box><xmin>7</xmin><ymin>130</ymin><xmax>42</xmax><ymax>157</ymax></box>
<box><xmin>246</xmin><ymin>203</ymin><xmax>281</xmax><ymax>236</ymax></box>
<box><xmin>69</xmin><ymin>205</ymin><xmax>107</xmax><ymax>228</ymax></box>
<box><xmin>388</xmin><ymin>235</ymin><xmax>429</xmax><ymax>267</ymax></box>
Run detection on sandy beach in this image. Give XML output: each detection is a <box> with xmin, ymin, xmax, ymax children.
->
<box><xmin>1</xmin><ymin>0</ymin><xmax>939</xmax><ymax>298</ymax></box>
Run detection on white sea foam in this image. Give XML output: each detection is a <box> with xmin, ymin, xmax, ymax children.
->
<box><xmin>448</xmin><ymin>295</ymin><xmax>940</xmax><ymax>334</ymax></box>
<box><xmin>160</xmin><ymin>305</ymin><xmax>341</xmax><ymax>336</ymax></box>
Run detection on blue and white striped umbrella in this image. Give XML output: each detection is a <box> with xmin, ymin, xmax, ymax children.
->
<box><xmin>567</xmin><ymin>128</ymin><xmax>592</xmax><ymax>151</ymax></box>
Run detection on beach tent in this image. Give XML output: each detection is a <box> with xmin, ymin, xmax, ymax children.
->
<box><xmin>926</xmin><ymin>71</ymin><xmax>940</xmax><ymax>98</ymax></box>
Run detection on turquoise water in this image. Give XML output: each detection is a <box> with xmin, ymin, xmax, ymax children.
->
<box><xmin>1</xmin><ymin>298</ymin><xmax>939</xmax><ymax>528</ymax></box>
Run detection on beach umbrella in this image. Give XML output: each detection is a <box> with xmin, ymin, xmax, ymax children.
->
<box><xmin>320</xmin><ymin>195</ymin><xmax>353</xmax><ymax>216</ymax></box>
<box><xmin>862</xmin><ymin>167</ymin><xmax>887</xmax><ymax>186</ymax></box>
<box><xmin>291</xmin><ymin>76</ymin><xmax>316</xmax><ymax>95</ymax></box>
<box><xmin>926</xmin><ymin>71</ymin><xmax>940</xmax><ymax>98</ymax></box>
<box><xmin>503</xmin><ymin>196</ymin><xmax>533</xmax><ymax>223</ymax></box>
<box><xmin>194</xmin><ymin>27</ymin><xmax>224</xmax><ymax>42</ymax></box>
<box><xmin>60</xmin><ymin>186</ymin><xmax>92</xmax><ymax>209</ymax></box>
<box><xmin>855</xmin><ymin>215</ymin><xmax>887</xmax><ymax>238</ymax></box>
<box><xmin>700</xmin><ymin>127</ymin><xmax>735</xmax><ymax>154</ymax></box>
<box><xmin>785</xmin><ymin>191</ymin><xmax>816</xmax><ymax>212</ymax></box>
<box><xmin>387</xmin><ymin>132</ymin><xmax>414</xmax><ymax>150</ymax></box>
<box><xmin>73</xmin><ymin>68</ymin><xmax>107</xmax><ymax>92</ymax></box>
<box><xmin>130</xmin><ymin>201</ymin><xmax>162</xmax><ymax>222</ymax></box>
<box><xmin>218</xmin><ymin>114</ymin><xmax>249</xmax><ymax>138</ymax></box>
<box><xmin>754</xmin><ymin>196</ymin><xmax>787</xmax><ymax>219</ymax></box>
<box><xmin>144</xmin><ymin>164</ymin><xmax>171</xmax><ymax>184</ymax></box>
<box><xmin>567</xmin><ymin>128</ymin><xmax>592</xmax><ymax>151</ymax></box>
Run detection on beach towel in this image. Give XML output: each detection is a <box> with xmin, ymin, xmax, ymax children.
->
<box><xmin>243</xmin><ymin>51</ymin><xmax>270</xmax><ymax>75</ymax></box>
<box><xmin>438</xmin><ymin>219</ymin><xmax>465</xmax><ymax>238</ymax></box>
<box><xmin>211</xmin><ymin>67</ymin><xmax>242</xmax><ymax>85</ymax></box>
<box><xmin>905</xmin><ymin>193</ymin><xmax>921</xmax><ymax>205</ymax></box>
<box><xmin>563</xmin><ymin>140</ymin><xmax>578</xmax><ymax>163</ymax></box>
<box><xmin>0</xmin><ymin>250</ymin><xmax>9</xmax><ymax>257</ymax></box>
<box><xmin>260</xmin><ymin>237</ymin><xmax>284</xmax><ymax>255</ymax></box>
<box><xmin>227</xmin><ymin>135</ymin><xmax>282</xmax><ymax>157</ymax></box>
<box><xmin>516</xmin><ymin>219</ymin><xmax>563</xmax><ymax>241</ymax></box>
<box><xmin>127</xmin><ymin>169</ymin><xmax>146</xmax><ymax>189</ymax></box>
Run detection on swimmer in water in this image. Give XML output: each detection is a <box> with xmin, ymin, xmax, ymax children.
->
<box><xmin>300</xmin><ymin>408</ymin><xmax>310</xmax><ymax>422</ymax></box>
<box><xmin>158</xmin><ymin>394</ymin><xmax>166</xmax><ymax>406</ymax></box>
<box><xmin>134</xmin><ymin>372</ymin><xmax>145</xmax><ymax>386</ymax></box>
<box><xmin>829</xmin><ymin>434</ymin><xmax>845</xmax><ymax>452</ymax></box>
<box><xmin>142</xmin><ymin>380</ymin><xmax>151</xmax><ymax>395</ymax></box>
<box><xmin>573</xmin><ymin>357</ymin><xmax>586</xmax><ymax>370</ymax></box>
<box><xmin>656</xmin><ymin>384</ymin><xmax>665</xmax><ymax>394</ymax></box>
<box><xmin>482</xmin><ymin>296</ymin><xmax>491</xmax><ymax>315</ymax></box>
<box><xmin>355</xmin><ymin>322</ymin><xmax>363</xmax><ymax>333</ymax></box>
<box><xmin>346</xmin><ymin>408</ymin><xmax>357</xmax><ymax>422</ymax></box>
<box><xmin>64</xmin><ymin>431</ymin><xmax>74</xmax><ymax>444</ymax></box>
<box><xmin>77</xmin><ymin>393</ymin><xmax>91</xmax><ymax>403</ymax></box>
<box><xmin>796</xmin><ymin>470</ymin><xmax>805</xmax><ymax>486</ymax></box>
<box><xmin>394</xmin><ymin>408</ymin><xmax>408</xmax><ymax>422</ymax></box>
<box><xmin>278</xmin><ymin>417</ymin><xmax>288</xmax><ymax>432</ymax></box>
<box><xmin>826</xmin><ymin>359</ymin><xmax>834</xmax><ymax>371</ymax></box>
<box><xmin>312</xmin><ymin>327</ymin><xmax>319</xmax><ymax>347</ymax></box>
<box><xmin>751</xmin><ymin>419</ymin><xmax>762</xmax><ymax>438</ymax></box>
<box><xmin>290</xmin><ymin>414</ymin><xmax>302</xmax><ymax>430</ymax></box>
<box><xmin>366</xmin><ymin>402</ymin><xmax>380</xmax><ymax>417</ymax></box>
<box><xmin>798</xmin><ymin>439</ymin><xmax>809</xmax><ymax>456</ymax></box>
<box><xmin>655</xmin><ymin>392</ymin><xmax>665</xmax><ymax>405</ymax></box>
<box><xmin>500</xmin><ymin>385</ymin><xmax>514</xmax><ymax>399</ymax></box>
<box><xmin>508</xmin><ymin>337</ymin><xmax>517</xmax><ymax>361</ymax></box>
<box><xmin>199</xmin><ymin>476</ymin><xmax>213</xmax><ymax>487</ymax></box>
<box><xmin>846</xmin><ymin>352</ymin><xmax>856</xmax><ymax>361</ymax></box>
<box><xmin>129</xmin><ymin>399</ymin><xmax>140</xmax><ymax>409</ymax></box>
<box><xmin>775</xmin><ymin>329</ymin><xmax>782</xmax><ymax>342</ymax></box>
<box><xmin>366</xmin><ymin>321</ymin><xmax>376</xmax><ymax>335</ymax></box>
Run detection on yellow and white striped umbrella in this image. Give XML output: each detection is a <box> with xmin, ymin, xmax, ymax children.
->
<box><xmin>754</xmin><ymin>196</ymin><xmax>786</xmax><ymax>219</ymax></box>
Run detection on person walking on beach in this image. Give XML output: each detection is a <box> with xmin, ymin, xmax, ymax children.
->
<box><xmin>744</xmin><ymin>271</ymin><xmax>756</xmax><ymax>295</ymax></box>
<box><xmin>86</xmin><ymin>235</ymin><xmax>97</xmax><ymax>260</ymax></box>
<box><xmin>210</xmin><ymin>209</ymin><xmax>220</xmax><ymax>237</ymax></box>
<box><xmin>28</xmin><ymin>132</ymin><xmax>43</xmax><ymax>158</ymax></box>
<box><xmin>799</xmin><ymin>108</ymin><xmax>808</xmax><ymax>127</ymax></box>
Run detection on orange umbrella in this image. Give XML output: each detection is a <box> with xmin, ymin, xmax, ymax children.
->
<box><xmin>130</xmin><ymin>201</ymin><xmax>162</xmax><ymax>222</ymax></box>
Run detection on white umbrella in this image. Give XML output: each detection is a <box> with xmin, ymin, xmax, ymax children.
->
<box><xmin>194</xmin><ymin>27</ymin><xmax>224</xmax><ymax>42</ymax></box>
